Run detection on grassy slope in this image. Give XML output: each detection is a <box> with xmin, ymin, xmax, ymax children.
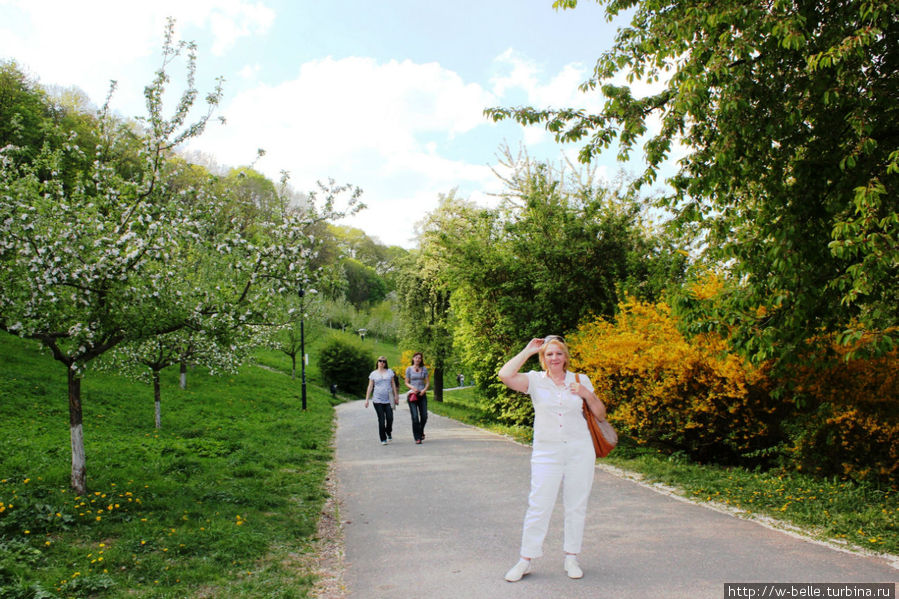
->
<box><xmin>253</xmin><ymin>327</ymin><xmax>402</xmax><ymax>400</ymax></box>
<box><xmin>1</xmin><ymin>332</ymin><xmax>336</xmax><ymax>598</ymax></box>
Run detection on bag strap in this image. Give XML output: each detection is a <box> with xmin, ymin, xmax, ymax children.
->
<box><xmin>578</xmin><ymin>373</ymin><xmax>606</xmax><ymax>422</ymax></box>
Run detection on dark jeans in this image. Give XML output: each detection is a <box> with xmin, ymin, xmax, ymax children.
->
<box><xmin>373</xmin><ymin>402</ymin><xmax>394</xmax><ymax>442</ymax></box>
<box><xmin>409</xmin><ymin>395</ymin><xmax>428</xmax><ymax>441</ymax></box>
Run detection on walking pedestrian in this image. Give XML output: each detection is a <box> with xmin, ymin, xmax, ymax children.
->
<box><xmin>364</xmin><ymin>356</ymin><xmax>399</xmax><ymax>445</ymax></box>
<box><xmin>498</xmin><ymin>335</ymin><xmax>606</xmax><ymax>582</ymax></box>
<box><xmin>404</xmin><ymin>352</ymin><xmax>430</xmax><ymax>444</ymax></box>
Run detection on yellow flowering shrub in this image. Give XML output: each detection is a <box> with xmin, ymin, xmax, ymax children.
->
<box><xmin>398</xmin><ymin>350</ymin><xmax>428</xmax><ymax>373</ymax></box>
<box><xmin>569</xmin><ymin>298</ymin><xmax>782</xmax><ymax>463</ymax></box>
<box><xmin>569</xmin><ymin>294</ymin><xmax>899</xmax><ymax>485</ymax></box>
<box><xmin>790</xmin><ymin>336</ymin><xmax>899</xmax><ymax>484</ymax></box>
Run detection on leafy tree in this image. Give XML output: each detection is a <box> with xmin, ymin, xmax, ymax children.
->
<box><xmin>319</xmin><ymin>296</ymin><xmax>359</xmax><ymax>331</ymax></box>
<box><xmin>395</xmin><ymin>248</ymin><xmax>454</xmax><ymax>402</ymax></box>
<box><xmin>267</xmin><ymin>290</ymin><xmax>326</xmax><ymax>379</ymax></box>
<box><xmin>0</xmin><ymin>61</ymin><xmax>50</xmax><ymax>161</ymax></box>
<box><xmin>361</xmin><ymin>297</ymin><xmax>401</xmax><ymax>343</ymax></box>
<box><xmin>100</xmin><ymin>329</ymin><xmax>250</xmax><ymax>428</ymax></box>
<box><xmin>0</xmin><ymin>22</ymin><xmax>360</xmax><ymax>494</ymax></box>
<box><xmin>342</xmin><ymin>258</ymin><xmax>388</xmax><ymax>309</ymax></box>
<box><xmin>488</xmin><ymin>0</ymin><xmax>899</xmax><ymax>363</ymax></box>
<box><xmin>220</xmin><ymin>166</ymin><xmax>282</xmax><ymax>233</ymax></box>
<box><xmin>419</xmin><ymin>161</ymin><xmax>683</xmax><ymax>423</ymax></box>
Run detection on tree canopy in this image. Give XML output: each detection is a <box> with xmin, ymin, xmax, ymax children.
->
<box><xmin>414</xmin><ymin>160</ymin><xmax>685</xmax><ymax>423</ymax></box>
<box><xmin>488</xmin><ymin>0</ymin><xmax>899</xmax><ymax>363</ymax></box>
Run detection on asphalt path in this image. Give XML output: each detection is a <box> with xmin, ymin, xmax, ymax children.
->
<box><xmin>335</xmin><ymin>399</ymin><xmax>898</xmax><ymax>599</ymax></box>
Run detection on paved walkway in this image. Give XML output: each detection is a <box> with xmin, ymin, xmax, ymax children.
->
<box><xmin>335</xmin><ymin>400</ymin><xmax>897</xmax><ymax>599</ymax></box>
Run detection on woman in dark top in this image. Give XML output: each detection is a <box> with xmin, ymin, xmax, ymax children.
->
<box><xmin>404</xmin><ymin>352</ymin><xmax>430</xmax><ymax>444</ymax></box>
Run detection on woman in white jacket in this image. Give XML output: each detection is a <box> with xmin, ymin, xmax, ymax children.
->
<box><xmin>498</xmin><ymin>335</ymin><xmax>606</xmax><ymax>582</ymax></box>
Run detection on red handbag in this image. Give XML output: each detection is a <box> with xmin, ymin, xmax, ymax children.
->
<box><xmin>408</xmin><ymin>391</ymin><xmax>419</xmax><ymax>402</ymax></box>
<box><xmin>578</xmin><ymin>374</ymin><xmax>617</xmax><ymax>458</ymax></box>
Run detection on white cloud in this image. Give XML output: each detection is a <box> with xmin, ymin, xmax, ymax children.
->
<box><xmin>488</xmin><ymin>48</ymin><xmax>687</xmax><ymax>187</ymax></box>
<box><xmin>239</xmin><ymin>63</ymin><xmax>262</xmax><ymax>80</ymax></box>
<box><xmin>188</xmin><ymin>56</ymin><xmax>500</xmax><ymax>247</ymax></box>
<box><xmin>0</xmin><ymin>0</ymin><xmax>273</xmax><ymax>108</ymax></box>
<box><xmin>488</xmin><ymin>49</ymin><xmax>605</xmax><ymax>148</ymax></box>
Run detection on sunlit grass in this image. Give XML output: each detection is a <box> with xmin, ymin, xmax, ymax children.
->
<box><xmin>1</xmin><ymin>332</ymin><xmax>336</xmax><ymax>598</ymax></box>
<box><xmin>252</xmin><ymin>326</ymin><xmax>401</xmax><ymax>400</ymax></box>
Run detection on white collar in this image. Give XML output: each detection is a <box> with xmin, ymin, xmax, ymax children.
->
<box><xmin>541</xmin><ymin>370</ymin><xmax>572</xmax><ymax>383</ymax></box>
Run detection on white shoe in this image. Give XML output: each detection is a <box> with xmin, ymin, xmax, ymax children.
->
<box><xmin>380</xmin><ymin>440</ymin><xmax>387</xmax><ymax>445</ymax></box>
<box><xmin>564</xmin><ymin>555</ymin><xmax>583</xmax><ymax>579</ymax></box>
<box><xmin>504</xmin><ymin>558</ymin><xmax>532</xmax><ymax>582</ymax></box>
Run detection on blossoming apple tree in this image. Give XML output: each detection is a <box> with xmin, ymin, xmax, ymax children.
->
<box><xmin>0</xmin><ymin>22</ymin><xmax>361</xmax><ymax>494</ymax></box>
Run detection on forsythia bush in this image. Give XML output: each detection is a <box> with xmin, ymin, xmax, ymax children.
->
<box><xmin>569</xmin><ymin>295</ymin><xmax>899</xmax><ymax>486</ymax></box>
<box><xmin>790</xmin><ymin>337</ymin><xmax>899</xmax><ymax>484</ymax></box>
<box><xmin>398</xmin><ymin>350</ymin><xmax>428</xmax><ymax>374</ymax></box>
<box><xmin>569</xmin><ymin>298</ymin><xmax>785</xmax><ymax>463</ymax></box>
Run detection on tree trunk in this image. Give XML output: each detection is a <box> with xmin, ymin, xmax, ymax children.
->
<box><xmin>67</xmin><ymin>367</ymin><xmax>87</xmax><ymax>495</ymax></box>
<box><xmin>434</xmin><ymin>367</ymin><xmax>444</xmax><ymax>402</ymax></box>
<box><xmin>153</xmin><ymin>370</ymin><xmax>162</xmax><ymax>429</ymax></box>
<box><xmin>291</xmin><ymin>354</ymin><xmax>297</xmax><ymax>379</ymax></box>
<box><xmin>179</xmin><ymin>361</ymin><xmax>187</xmax><ymax>389</ymax></box>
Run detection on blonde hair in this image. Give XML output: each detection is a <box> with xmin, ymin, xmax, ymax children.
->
<box><xmin>538</xmin><ymin>335</ymin><xmax>570</xmax><ymax>371</ymax></box>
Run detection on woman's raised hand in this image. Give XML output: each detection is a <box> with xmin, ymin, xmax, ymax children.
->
<box><xmin>525</xmin><ymin>338</ymin><xmax>545</xmax><ymax>354</ymax></box>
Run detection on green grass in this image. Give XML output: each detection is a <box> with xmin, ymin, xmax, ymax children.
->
<box><xmin>1</xmin><ymin>332</ymin><xmax>338</xmax><ymax>598</ymax></box>
<box><xmin>252</xmin><ymin>327</ymin><xmax>401</xmax><ymax>400</ymax></box>
<box><xmin>433</xmin><ymin>387</ymin><xmax>533</xmax><ymax>444</ymax></box>
<box><xmin>439</xmin><ymin>386</ymin><xmax>899</xmax><ymax>556</ymax></box>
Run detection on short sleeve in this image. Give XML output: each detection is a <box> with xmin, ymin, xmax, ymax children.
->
<box><xmin>576</xmin><ymin>373</ymin><xmax>594</xmax><ymax>392</ymax></box>
<box><xmin>369</xmin><ymin>370</ymin><xmax>377</xmax><ymax>381</ymax></box>
<box><xmin>524</xmin><ymin>370</ymin><xmax>540</xmax><ymax>395</ymax></box>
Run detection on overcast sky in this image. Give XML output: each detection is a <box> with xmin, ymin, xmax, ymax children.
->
<box><xmin>1</xmin><ymin>0</ymin><xmax>671</xmax><ymax>248</ymax></box>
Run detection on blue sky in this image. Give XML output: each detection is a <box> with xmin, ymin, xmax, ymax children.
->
<box><xmin>1</xmin><ymin>0</ymin><xmax>671</xmax><ymax>248</ymax></box>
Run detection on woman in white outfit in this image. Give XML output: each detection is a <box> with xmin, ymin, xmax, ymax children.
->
<box><xmin>498</xmin><ymin>335</ymin><xmax>606</xmax><ymax>582</ymax></box>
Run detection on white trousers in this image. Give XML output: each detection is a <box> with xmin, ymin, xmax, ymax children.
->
<box><xmin>520</xmin><ymin>439</ymin><xmax>595</xmax><ymax>558</ymax></box>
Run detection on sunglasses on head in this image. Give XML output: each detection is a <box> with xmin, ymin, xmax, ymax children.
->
<box><xmin>544</xmin><ymin>335</ymin><xmax>565</xmax><ymax>343</ymax></box>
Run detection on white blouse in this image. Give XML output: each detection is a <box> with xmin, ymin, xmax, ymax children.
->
<box><xmin>525</xmin><ymin>370</ymin><xmax>593</xmax><ymax>445</ymax></box>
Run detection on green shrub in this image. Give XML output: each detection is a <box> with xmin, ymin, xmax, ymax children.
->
<box><xmin>318</xmin><ymin>336</ymin><xmax>373</xmax><ymax>397</ymax></box>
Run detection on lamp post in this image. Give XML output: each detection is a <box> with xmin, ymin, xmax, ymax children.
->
<box><xmin>298</xmin><ymin>286</ymin><xmax>307</xmax><ymax>411</ymax></box>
